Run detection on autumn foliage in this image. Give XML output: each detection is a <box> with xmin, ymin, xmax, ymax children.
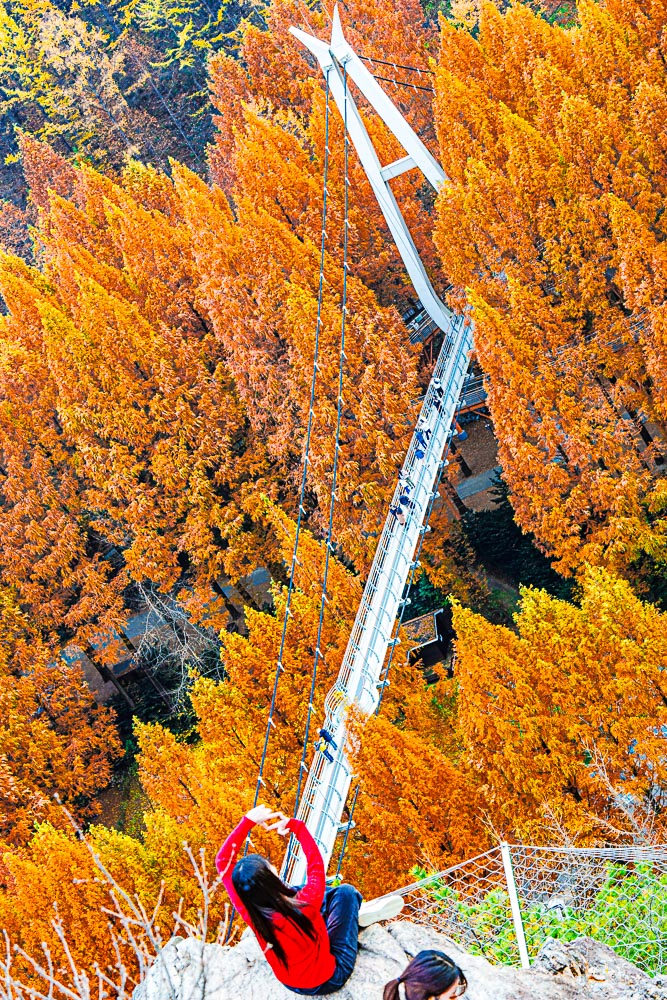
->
<box><xmin>3</xmin><ymin>0</ymin><xmax>667</xmax><ymax>991</ymax></box>
<box><xmin>0</xmin><ymin>590</ymin><xmax>121</xmax><ymax>845</ymax></box>
<box><xmin>433</xmin><ymin>0</ymin><xmax>667</xmax><ymax>580</ymax></box>
<box><xmin>452</xmin><ymin>567</ymin><xmax>667</xmax><ymax>843</ymax></box>
<box><xmin>0</xmin><ymin>505</ymin><xmax>468</xmax><ymax>975</ymax></box>
<box><xmin>5</xmin><ymin>533</ymin><xmax>667</xmax><ymax>982</ymax></box>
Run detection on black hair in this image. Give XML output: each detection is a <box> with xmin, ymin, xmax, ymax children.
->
<box><xmin>232</xmin><ymin>854</ymin><xmax>317</xmax><ymax>966</ymax></box>
<box><xmin>383</xmin><ymin>949</ymin><xmax>467</xmax><ymax>1000</ymax></box>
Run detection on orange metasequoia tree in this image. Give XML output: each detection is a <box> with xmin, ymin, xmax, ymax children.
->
<box><xmin>0</xmin><ymin>810</ymin><xmax>227</xmax><ymax>987</ymax></box>
<box><xmin>130</xmin><ymin>500</ymin><xmax>484</xmax><ymax>898</ymax></box>
<box><xmin>345</xmin><ymin>698</ymin><xmax>489</xmax><ymax>896</ymax></box>
<box><xmin>173</xmin><ymin>157</ymin><xmax>423</xmax><ymax>573</ymax></box>
<box><xmin>0</xmin><ymin>253</ymin><xmax>129</xmax><ymax>645</ymax></box>
<box><xmin>0</xmin><ymin>589</ymin><xmax>121</xmax><ymax>845</ymax></box>
<box><xmin>0</xmin><ymin>148</ymin><xmax>272</xmax><ymax>642</ymax></box>
<box><xmin>2</xmin><ymin>94</ymin><xmax>447</xmax><ymax>639</ymax></box>
<box><xmin>432</xmin><ymin>0</ymin><xmax>667</xmax><ymax>581</ymax></box>
<box><xmin>452</xmin><ymin>566</ymin><xmax>667</xmax><ymax>844</ymax></box>
<box><xmin>0</xmin><ymin>504</ymin><xmax>359</xmax><ymax>978</ymax></box>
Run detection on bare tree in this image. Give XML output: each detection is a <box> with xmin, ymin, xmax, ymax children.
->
<box><xmin>123</xmin><ymin>581</ymin><xmax>226</xmax><ymax>719</ymax></box>
<box><xmin>584</xmin><ymin>743</ymin><xmax>659</xmax><ymax>847</ymax></box>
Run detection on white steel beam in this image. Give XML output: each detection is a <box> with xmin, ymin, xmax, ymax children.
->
<box><xmin>381</xmin><ymin>155</ymin><xmax>416</xmax><ymax>182</ymax></box>
<box><xmin>328</xmin><ymin>6</ymin><xmax>445</xmax><ymax>191</ymax></box>
<box><xmin>290</xmin><ymin>9</ymin><xmax>454</xmax><ymax>338</ymax></box>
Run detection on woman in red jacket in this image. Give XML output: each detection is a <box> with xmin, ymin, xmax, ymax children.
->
<box><xmin>217</xmin><ymin>804</ymin><xmax>404</xmax><ymax>995</ymax></box>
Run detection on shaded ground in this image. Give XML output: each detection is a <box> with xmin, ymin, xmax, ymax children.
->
<box><xmin>447</xmin><ymin>417</ymin><xmax>501</xmax><ymax>511</ymax></box>
<box><xmin>457</xmin><ymin>465</ymin><xmax>502</xmax><ymax>499</ymax></box>
<box><xmin>96</xmin><ymin>765</ymin><xmax>151</xmax><ymax>837</ymax></box>
<box><xmin>455</xmin><ymin>418</ymin><xmax>498</xmax><ymax>475</ymax></box>
<box><xmin>460</xmin><ymin>477</ymin><xmax>574</xmax><ymax>601</ymax></box>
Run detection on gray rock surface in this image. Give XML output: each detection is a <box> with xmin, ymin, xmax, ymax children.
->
<box><xmin>133</xmin><ymin>920</ymin><xmax>667</xmax><ymax>1000</ymax></box>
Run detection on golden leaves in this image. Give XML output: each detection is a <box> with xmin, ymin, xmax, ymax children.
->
<box><xmin>452</xmin><ymin>568</ymin><xmax>667</xmax><ymax>843</ymax></box>
<box><xmin>433</xmin><ymin>0</ymin><xmax>667</xmax><ymax>577</ymax></box>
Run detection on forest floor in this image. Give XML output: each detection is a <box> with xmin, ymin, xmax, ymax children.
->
<box><xmin>455</xmin><ymin>418</ymin><xmax>498</xmax><ymax>475</ymax></box>
<box><xmin>485</xmin><ymin>573</ymin><xmax>521</xmax><ymax>620</ymax></box>
<box><xmin>96</xmin><ymin>764</ymin><xmax>150</xmax><ymax>836</ymax></box>
<box><xmin>449</xmin><ymin>418</ymin><xmax>501</xmax><ymax>511</ymax></box>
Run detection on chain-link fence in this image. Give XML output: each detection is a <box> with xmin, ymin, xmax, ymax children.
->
<box><xmin>381</xmin><ymin>843</ymin><xmax>667</xmax><ymax>976</ymax></box>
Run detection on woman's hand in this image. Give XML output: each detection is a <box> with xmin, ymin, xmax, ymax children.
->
<box><xmin>245</xmin><ymin>806</ymin><xmax>293</xmax><ymax>834</ymax></box>
<box><xmin>265</xmin><ymin>811</ymin><xmax>291</xmax><ymax>836</ymax></box>
<box><xmin>244</xmin><ymin>804</ymin><xmax>277</xmax><ymax>827</ymax></box>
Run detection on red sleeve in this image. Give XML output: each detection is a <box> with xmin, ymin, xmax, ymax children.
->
<box><xmin>216</xmin><ymin>815</ymin><xmax>254</xmax><ymax>924</ymax></box>
<box><xmin>290</xmin><ymin>819</ymin><xmax>326</xmax><ymax>908</ymax></box>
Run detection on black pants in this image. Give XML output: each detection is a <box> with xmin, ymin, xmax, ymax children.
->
<box><xmin>286</xmin><ymin>884</ymin><xmax>363</xmax><ymax>996</ymax></box>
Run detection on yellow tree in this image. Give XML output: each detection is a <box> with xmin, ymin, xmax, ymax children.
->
<box><xmin>452</xmin><ymin>567</ymin><xmax>667</xmax><ymax>843</ymax></box>
<box><xmin>0</xmin><ymin>589</ymin><xmax>121</xmax><ymax>846</ymax></box>
<box><xmin>1</xmin><ymin>0</ymin><xmax>161</xmax><ymax>169</ymax></box>
<box><xmin>433</xmin><ymin>0</ymin><xmax>667</xmax><ymax>580</ymax></box>
<box><xmin>344</xmin><ymin>697</ymin><xmax>488</xmax><ymax>897</ymax></box>
<box><xmin>0</xmin><ymin>811</ymin><xmax>222</xmax><ymax>985</ymax></box>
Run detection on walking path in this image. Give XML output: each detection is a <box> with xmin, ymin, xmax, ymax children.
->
<box><xmin>456</xmin><ymin>465</ymin><xmax>502</xmax><ymax>499</ymax></box>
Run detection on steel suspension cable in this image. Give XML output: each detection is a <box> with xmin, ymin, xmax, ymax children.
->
<box><xmin>248</xmin><ymin>68</ymin><xmax>332</xmax><ymax>821</ymax></box>
<box><xmin>371</xmin><ymin>74</ymin><xmax>435</xmax><ymax>94</ymax></box>
<box><xmin>288</xmin><ymin>64</ymin><xmax>351</xmax><ymax>855</ymax></box>
<box><xmin>358</xmin><ymin>54</ymin><xmax>435</xmax><ymax>76</ymax></box>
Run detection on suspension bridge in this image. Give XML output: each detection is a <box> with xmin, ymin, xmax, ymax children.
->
<box><xmin>250</xmin><ymin>7</ymin><xmax>476</xmax><ymax>885</ymax></box>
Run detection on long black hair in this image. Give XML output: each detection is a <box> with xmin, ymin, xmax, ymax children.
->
<box><xmin>232</xmin><ymin>854</ymin><xmax>317</xmax><ymax>965</ymax></box>
<box><xmin>383</xmin><ymin>950</ymin><xmax>467</xmax><ymax>1000</ymax></box>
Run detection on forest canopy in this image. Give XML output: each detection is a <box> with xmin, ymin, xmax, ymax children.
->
<box><xmin>0</xmin><ymin>0</ymin><xmax>666</xmax><ymax>990</ymax></box>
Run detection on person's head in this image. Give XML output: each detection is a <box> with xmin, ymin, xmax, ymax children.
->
<box><xmin>232</xmin><ymin>854</ymin><xmax>286</xmax><ymax>909</ymax></box>
<box><xmin>231</xmin><ymin>854</ymin><xmax>316</xmax><ymax>965</ymax></box>
<box><xmin>383</xmin><ymin>950</ymin><xmax>467</xmax><ymax>1000</ymax></box>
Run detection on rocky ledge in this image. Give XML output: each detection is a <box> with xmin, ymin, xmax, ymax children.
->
<box><xmin>134</xmin><ymin>920</ymin><xmax>667</xmax><ymax>1000</ymax></box>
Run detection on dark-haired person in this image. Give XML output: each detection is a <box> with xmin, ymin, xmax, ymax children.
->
<box><xmin>383</xmin><ymin>949</ymin><xmax>467</xmax><ymax>1000</ymax></box>
<box><xmin>390</xmin><ymin>505</ymin><xmax>407</xmax><ymax>526</ymax></box>
<box><xmin>217</xmin><ymin>805</ymin><xmax>404</xmax><ymax>995</ymax></box>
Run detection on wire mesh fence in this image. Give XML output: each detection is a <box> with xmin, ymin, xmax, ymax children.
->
<box><xmin>382</xmin><ymin>843</ymin><xmax>667</xmax><ymax>976</ymax></box>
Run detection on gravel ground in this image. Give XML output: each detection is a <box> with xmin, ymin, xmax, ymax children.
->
<box><xmin>454</xmin><ymin>417</ymin><xmax>498</xmax><ymax>476</ymax></box>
